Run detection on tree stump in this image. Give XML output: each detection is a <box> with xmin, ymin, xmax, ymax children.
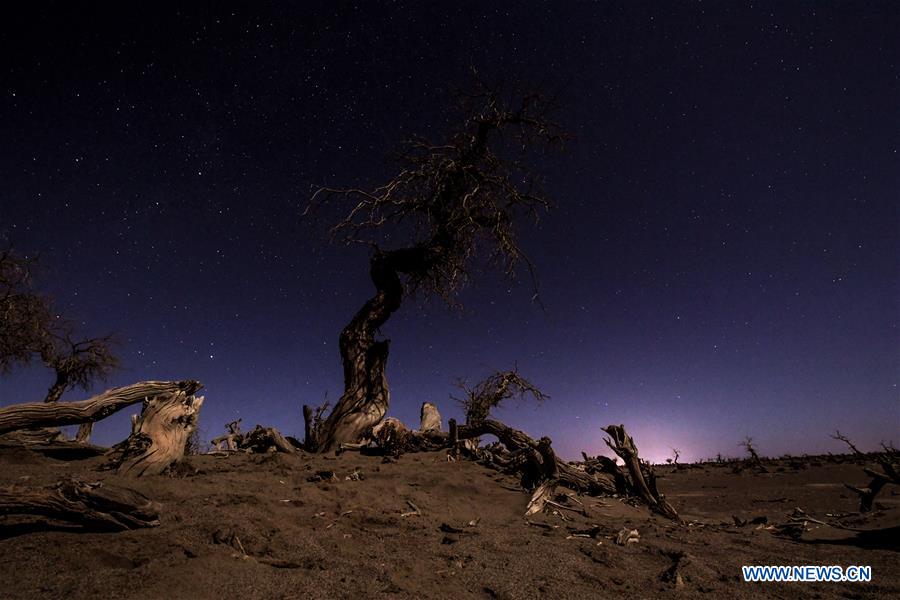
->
<box><xmin>116</xmin><ymin>392</ymin><xmax>204</xmax><ymax>476</ymax></box>
<box><xmin>419</xmin><ymin>402</ymin><xmax>442</xmax><ymax>432</ymax></box>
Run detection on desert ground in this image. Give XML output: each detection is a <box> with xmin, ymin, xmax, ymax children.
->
<box><xmin>0</xmin><ymin>443</ymin><xmax>897</xmax><ymax>599</ymax></box>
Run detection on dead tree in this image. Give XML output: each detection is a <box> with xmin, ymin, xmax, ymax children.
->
<box><xmin>0</xmin><ymin>248</ymin><xmax>51</xmax><ymax>372</ymax></box>
<box><xmin>0</xmin><ymin>380</ymin><xmax>201</xmax><ymax>436</ymax></box>
<box><xmin>42</xmin><ymin>332</ymin><xmax>118</xmax><ymax>403</ymax></box>
<box><xmin>0</xmin><ymin>248</ymin><xmax>119</xmax><ymax>403</ymax></box>
<box><xmin>302</xmin><ymin>399</ymin><xmax>330</xmax><ymax>452</ymax></box>
<box><xmin>0</xmin><ymin>478</ymin><xmax>160</xmax><ymax>531</ymax></box>
<box><xmin>115</xmin><ymin>390</ymin><xmax>205</xmax><ymax>476</ymax></box>
<box><xmin>420</xmin><ymin>402</ymin><xmax>442</xmax><ymax>432</ymax></box>
<box><xmin>671</xmin><ymin>448</ymin><xmax>681</xmax><ymax>465</ymax></box>
<box><xmin>211</xmin><ymin>419</ymin><xmax>244</xmax><ymax>451</ymax></box>
<box><xmin>457</xmin><ymin>369</ymin><xmax>549</xmax><ymax>427</ymax></box>
<box><xmin>831</xmin><ymin>430</ymin><xmax>899</xmax><ymax>512</ymax></box>
<box><xmin>603</xmin><ymin>425</ymin><xmax>680</xmax><ymax>520</ymax></box>
<box><xmin>306</xmin><ymin>84</ymin><xmax>562</xmax><ymax>451</ymax></box>
<box><xmin>211</xmin><ymin>420</ymin><xmax>297</xmax><ymax>454</ymax></box>
<box><xmin>738</xmin><ymin>436</ymin><xmax>769</xmax><ymax>473</ymax></box>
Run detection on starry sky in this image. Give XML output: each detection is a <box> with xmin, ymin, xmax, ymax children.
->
<box><xmin>1</xmin><ymin>2</ymin><xmax>897</xmax><ymax>463</ymax></box>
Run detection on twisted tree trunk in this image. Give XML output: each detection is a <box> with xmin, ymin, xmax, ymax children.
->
<box><xmin>115</xmin><ymin>391</ymin><xmax>204</xmax><ymax>476</ymax></box>
<box><xmin>603</xmin><ymin>424</ymin><xmax>680</xmax><ymax>520</ymax></box>
<box><xmin>316</xmin><ymin>247</ymin><xmax>441</xmax><ymax>451</ymax></box>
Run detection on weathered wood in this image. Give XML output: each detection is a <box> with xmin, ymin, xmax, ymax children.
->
<box><xmin>0</xmin><ymin>380</ymin><xmax>202</xmax><ymax>435</ymax></box>
<box><xmin>372</xmin><ymin>417</ymin><xmax>412</xmax><ymax>455</ymax></box>
<box><xmin>603</xmin><ymin>424</ymin><xmax>680</xmax><ymax>520</ymax></box>
<box><xmin>457</xmin><ymin>419</ymin><xmax>618</xmax><ymax>496</ymax></box>
<box><xmin>0</xmin><ymin>428</ymin><xmax>64</xmax><ymax>445</ymax></box>
<box><xmin>211</xmin><ymin>419</ymin><xmax>242</xmax><ymax>451</ymax></box>
<box><xmin>242</xmin><ymin>425</ymin><xmax>296</xmax><ymax>454</ymax></box>
<box><xmin>448</xmin><ymin>418</ymin><xmax>458</xmax><ymax>457</ymax></box>
<box><xmin>831</xmin><ymin>431</ymin><xmax>899</xmax><ymax>513</ymax></box>
<box><xmin>75</xmin><ymin>421</ymin><xmax>93</xmax><ymax>444</ymax></box>
<box><xmin>419</xmin><ymin>402</ymin><xmax>442</xmax><ymax>432</ymax></box>
<box><xmin>211</xmin><ymin>421</ymin><xmax>297</xmax><ymax>454</ymax></box>
<box><xmin>116</xmin><ymin>392</ymin><xmax>204</xmax><ymax>476</ymax></box>
<box><xmin>303</xmin><ymin>405</ymin><xmax>315</xmax><ymax>450</ymax></box>
<box><xmin>0</xmin><ymin>478</ymin><xmax>160</xmax><ymax>531</ymax></box>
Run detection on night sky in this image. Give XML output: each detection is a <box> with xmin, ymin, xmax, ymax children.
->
<box><xmin>1</xmin><ymin>2</ymin><xmax>897</xmax><ymax>462</ymax></box>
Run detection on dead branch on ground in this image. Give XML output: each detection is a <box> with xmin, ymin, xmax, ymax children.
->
<box><xmin>0</xmin><ymin>478</ymin><xmax>160</xmax><ymax>531</ymax></box>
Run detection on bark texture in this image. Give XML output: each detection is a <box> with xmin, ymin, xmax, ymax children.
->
<box><xmin>0</xmin><ymin>478</ymin><xmax>160</xmax><ymax>531</ymax></box>
<box><xmin>419</xmin><ymin>402</ymin><xmax>442</xmax><ymax>432</ymax></box>
<box><xmin>316</xmin><ymin>251</ymin><xmax>408</xmax><ymax>451</ymax></box>
<box><xmin>0</xmin><ymin>380</ymin><xmax>202</xmax><ymax>436</ymax></box>
<box><xmin>116</xmin><ymin>391</ymin><xmax>204</xmax><ymax>476</ymax></box>
<box><xmin>603</xmin><ymin>424</ymin><xmax>680</xmax><ymax>520</ymax></box>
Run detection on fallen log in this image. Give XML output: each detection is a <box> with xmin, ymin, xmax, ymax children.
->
<box><xmin>241</xmin><ymin>425</ymin><xmax>296</xmax><ymax>454</ymax></box>
<box><xmin>210</xmin><ymin>420</ymin><xmax>298</xmax><ymax>454</ymax></box>
<box><xmin>115</xmin><ymin>391</ymin><xmax>205</xmax><ymax>476</ymax></box>
<box><xmin>352</xmin><ymin>411</ymin><xmax>676</xmax><ymax>519</ymax></box>
<box><xmin>0</xmin><ymin>380</ymin><xmax>202</xmax><ymax>436</ymax></box>
<box><xmin>463</xmin><ymin>420</ymin><xmax>620</xmax><ymax>496</ymax></box>
<box><xmin>0</xmin><ymin>478</ymin><xmax>160</xmax><ymax>531</ymax></box>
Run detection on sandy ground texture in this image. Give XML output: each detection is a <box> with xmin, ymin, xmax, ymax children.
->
<box><xmin>0</xmin><ymin>445</ymin><xmax>897</xmax><ymax>599</ymax></box>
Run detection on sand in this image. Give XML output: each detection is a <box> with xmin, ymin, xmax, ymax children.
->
<box><xmin>1</xmin><ymin>446</ymin><xmax>897</xmax><ymax>599</ymax></box>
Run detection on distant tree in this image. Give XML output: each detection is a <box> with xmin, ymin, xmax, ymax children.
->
<box><xmin>670</xmin><ymin>448</ymin><xmax>681</xmax><ymax>465</ymax></box>
<box><xmin>0</xmin><ymin>247</ymin><xmax>119</xmax><ymax>403</ymax></box>
<box><xmin>306</xmin><ymin>80</ymin><xmax>563</xmax><ymax>451</ymax></box>
<box><xmin>739</xmin><ymin>436</ymin><xmax>768</xmax><ymax>473</ymax></box>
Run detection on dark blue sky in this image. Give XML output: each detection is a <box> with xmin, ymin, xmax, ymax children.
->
<box><xmin>1</xmin><ymin>2</ymin><xmax>897</xmax><ymax>462</ymax></box>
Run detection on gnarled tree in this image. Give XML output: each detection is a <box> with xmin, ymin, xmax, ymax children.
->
<box><xmin>0</xmin><ymin>247</ymin><xmax>119</xmax><ymax>448</ymax></box>
<box><xmin>0</xmin><ymin>248</ymin><xmax>50</xmax><ymax>372</ymax></box>
<box><xmin>456</xmin><ymin>368</ymin><xmax>549</xmax><ymax>427</ymax></box>
<box><xmin>306</xmin><ymin>84</ymin><xmax>562</xmax><ymax>451</ymax></box>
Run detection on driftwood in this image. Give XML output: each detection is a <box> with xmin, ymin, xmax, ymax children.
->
<box><xmin>0</xmin><ymin>380</ymin><xmax>202</xmax><ymax>436</ymax></box>
<box><xmin>115</xmin><ymin>390</ymin><xmax>205</xmax><ymax>476</ymax></box>
<box><xmin>0</xmin><ymin>478</ymin><xmax>160</xmax><ymax>531</ymax></box>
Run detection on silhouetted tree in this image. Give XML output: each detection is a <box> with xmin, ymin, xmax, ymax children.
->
<box><xmin>0</xmin><ymin>247</ymin><xmax>119</xmax><ymax>406</ymax></box>
<box><xmin>0</xmin><ymin>248</ymin><xmax>51</xmax><ymax>372</ymax></box>
<box><xmin>306</xmin><ymin>82</ymin><xmax>562</xmax><ymax>451</ymax></box>
<box><xmin>454</xmin><ymin>368</ymin><xmax>549</xmax><ymax>426</ymax></box>
<box><xmin>41</xmin><ymin>330</ymin><xmax>119</xmax><ymax>403</ymax></box>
